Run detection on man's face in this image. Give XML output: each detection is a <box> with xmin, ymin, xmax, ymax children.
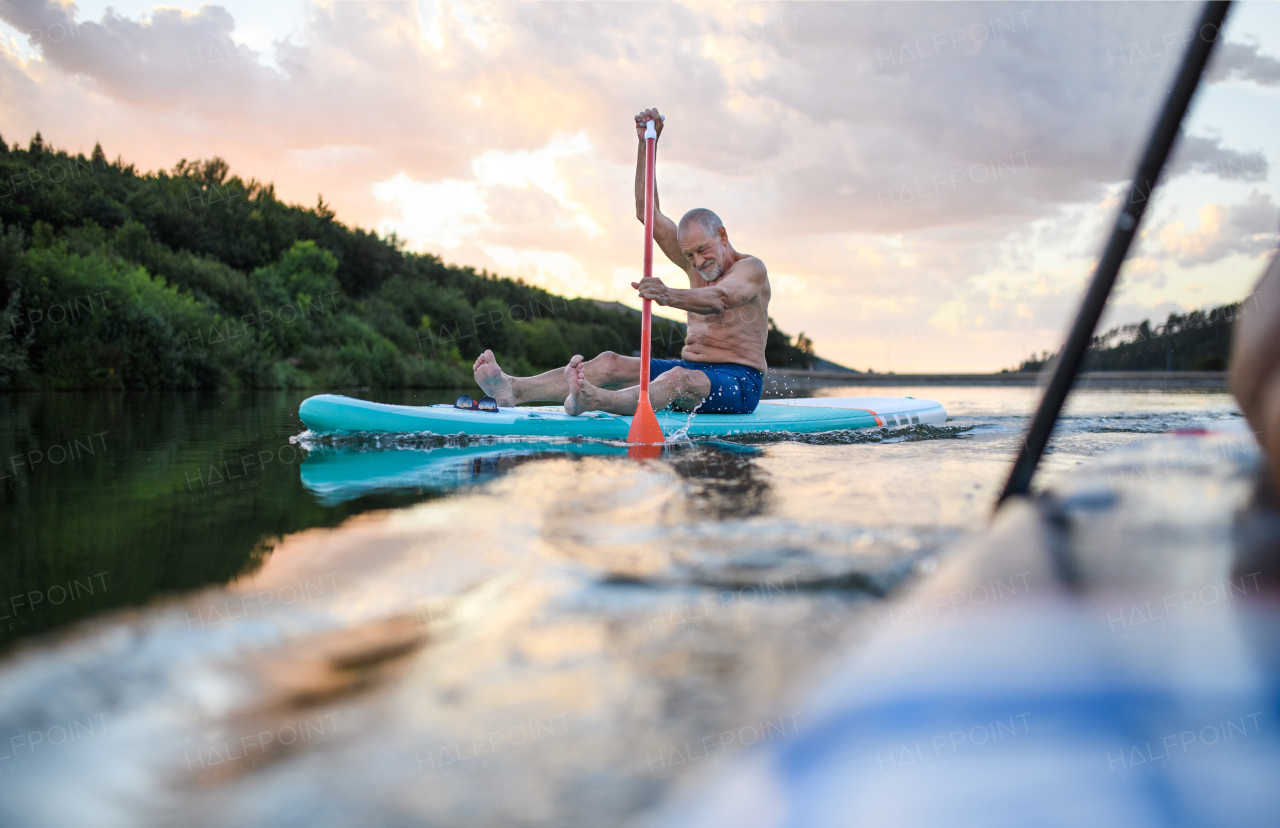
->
<box><xmin>678</xmin><ymin>226</ymin><xmax>726</xmax><ymax>282</ymax></box>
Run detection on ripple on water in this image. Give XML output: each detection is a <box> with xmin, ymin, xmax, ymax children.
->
<box><xmin>718</xmin><ymin>423</ymin><xmax>975</xmax><ymax>446</ymax></box>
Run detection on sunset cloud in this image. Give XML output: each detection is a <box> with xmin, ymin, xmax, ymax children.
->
<box><xmin>1156</xmin><ymin>190</ymin><xmax>1279</xmax><ymax>267</ymax></box>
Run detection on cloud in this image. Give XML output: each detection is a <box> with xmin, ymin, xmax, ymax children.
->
<box><xmin>373</xmin><ymin>130</ymin><xmax>607</xmax><ymax>295</ymax></box>
<box><xmin>373</xmin><ymin>173</ymin><xmax>486</xmax><ymax>250</ymax></box>
<box><xmin>1208</xmin><ymin>40</ymin><xmax>1280</xmax><ymax>87</ymax></box>
<box><xmin>1165</xmin><ymin>133</ymin><xmax>1268</xmax><ymax>183</ymax></box>
<box><xmin>1155</xmin><ymin>190</ymin><xmax>1280</xmax><ymax>267</ymax></box>
<box><xmin>3</xmin><ymin>1</ymin><xmax>1257</xmax><ymax>229</ymax></box>
<box><xmin>481</xmin><ymin>245</ymin><xmax>594</xmax><ymax>295</ymax></box>
<box><xmin>0</xmin><ymin>0</ymin><xmax>274</xmax><ymax>106</ymax></box>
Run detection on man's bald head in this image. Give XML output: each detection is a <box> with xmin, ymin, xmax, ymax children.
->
<box><xmin>678</xmin><ymin>208</ymin><xmax>724</xmax><ymax>241</ymax></box>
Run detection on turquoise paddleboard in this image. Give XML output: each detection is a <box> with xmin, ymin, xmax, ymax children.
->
<box><xmin>298</xmin><ymin>394</ymin><xmax>948</xmax><ymax>438</ymax></box>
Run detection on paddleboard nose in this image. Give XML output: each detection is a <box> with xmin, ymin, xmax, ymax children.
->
<box><xmin>298</xmin><ymin>394</ymin><xmax>347</xmax><ymax>433</ymax></box>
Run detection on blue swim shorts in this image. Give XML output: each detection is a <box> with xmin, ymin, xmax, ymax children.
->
<box><xmin>649</xmin><ymin>358</ymin><xmax>764</xmax><ymax>415</ymax></box>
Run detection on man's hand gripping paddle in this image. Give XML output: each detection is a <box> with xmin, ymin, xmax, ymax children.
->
<box><xmin>627</xmin><ymin>115</ymin><xmax>666</xmax><ymax>452</ymax></box>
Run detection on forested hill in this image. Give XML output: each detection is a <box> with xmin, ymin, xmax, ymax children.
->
<box><xmin>1011</xmin><ymin>303</ymin><xmax>1241</xmax><ymax>373</ymax></box>
<box><xmin>0</xmin><ymin>132</ymin><xmax>816</xmax><ymax>391</ymax></box>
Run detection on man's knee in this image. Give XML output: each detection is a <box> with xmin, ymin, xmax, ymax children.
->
<box><xmin>663</xmin><ymin>366</ymin><xmax>691</xmax><ymax>385</ymax></box>
<box><xmin>663</xmin><ymin>367</ymin><xmax>708</xmax><ymax>395</ymax></box>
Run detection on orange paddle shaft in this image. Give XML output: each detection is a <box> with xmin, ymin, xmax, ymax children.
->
<box><xmin>639</xmin><ymin>126</ymin><xmax>656</xmax><ymax>397</ymax></box>
<box><xmin>627</xmin><ymin>116</ymin><xmax>665</xmax><ymax>446</ymax></box>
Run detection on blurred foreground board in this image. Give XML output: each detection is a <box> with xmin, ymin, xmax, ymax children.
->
<box><xmin>654</xmin><ymin>430</ymin><xmax>1280</xmax><ymax>828</ymax></box>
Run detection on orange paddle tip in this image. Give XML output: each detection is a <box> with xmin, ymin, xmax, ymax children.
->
<box><xmin>627</xmin><ymin>399</ymin><xmax>665</xmax><ymax>445</ymax></box>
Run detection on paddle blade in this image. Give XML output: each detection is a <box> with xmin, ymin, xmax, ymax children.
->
<box><xmin>627</xmin><ymin>396</ymin><xmax>665</xmax><ymax>445</ymax></box>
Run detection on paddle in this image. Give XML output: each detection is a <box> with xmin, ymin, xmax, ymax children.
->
<box><xmin>627</xmin><ymin>115</ymin><xmax>666</xmax><ymax>448</ymax></box>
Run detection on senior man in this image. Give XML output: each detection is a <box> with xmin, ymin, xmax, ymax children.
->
<box><xmin>473</xmin><ymin>106</ymin><xmax>771</xmax><ymax>416</ymax></box>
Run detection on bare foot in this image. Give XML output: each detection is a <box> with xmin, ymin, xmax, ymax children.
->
<box><xmin>473</xmin><ymin>350</ymin><xmax>516</xmax><ymax>406</ymax></box>
<box><xmin>563</xmin><ymin>355</ymin><xmax>588</xmax><ymax>415</ymax></box>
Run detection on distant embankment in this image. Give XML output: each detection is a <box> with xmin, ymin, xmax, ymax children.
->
<box><xmin>767</xmin><ymin>369</ymin><xmax>1230</xmax><ymax>390</ymax></box>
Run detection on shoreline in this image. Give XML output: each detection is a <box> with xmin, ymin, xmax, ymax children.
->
<box><xmin>766</xmin><ymin>369</ymin><xmax>1229</xmax><ymax>390</ymax></box>
<box><xmin>0</xmin><ymin>371</ymin><xmax>1231</xmax><ymax>396</ymax></box>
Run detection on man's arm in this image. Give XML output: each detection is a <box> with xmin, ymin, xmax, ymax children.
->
<box><xmin>634</xmin><ymin>108</ymin><xmax>693</xmax><ymax>277</ymax></box>
<box><xmin>634</xmin><ymin>257</ymin><xmax>766</xmax><ymax>316</ymax></box>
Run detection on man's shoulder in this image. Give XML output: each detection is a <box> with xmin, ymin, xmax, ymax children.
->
<box><xmin>728</xmin><ymin>254</ymin><xmax>767</xmax><ymax>278</ymax></box>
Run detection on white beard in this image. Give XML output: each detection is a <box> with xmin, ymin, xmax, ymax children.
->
<box><xmin>698</xmin><ymin>261</ymin><xmax>723</xmax><ymax>281</ymax></box>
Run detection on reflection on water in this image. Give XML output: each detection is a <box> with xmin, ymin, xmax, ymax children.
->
<box><xmin>0</xmin><ymin>385</ymin><xmax>1249</xmax><ymax>828</ymax></box>
<box><xmin>0</xmin><ymin>390</ymin><xmax>457</xmax><ymax>645</ymax></box>
<box><xmin>297</xmin><ymin>438</ymin><xmax>765</xmax><ymax>508</ymax></box>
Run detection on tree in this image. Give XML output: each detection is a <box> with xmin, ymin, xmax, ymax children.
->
<box><xmin>764</xmin><ymin>317</ymin><xmax>818</xmax><ymax>369</ymax></box>
<box><xmin>92</xmin><ymin>142</ymin><xmax>106</xmax><ymax>165</ymax></box>
<box><xmin>314</xmin><ymin>195</ymin><xmax>336</xmax><ymax>222</ymax></box>
<box><xmin>29</xmin><ymin>131</ymin><xmax>45</xmax><ymax>153</ymax></box>
<box><xmin>0</xmin><ymin>131</ymin><xmax>7</xmax><ymax>154</ymax></box>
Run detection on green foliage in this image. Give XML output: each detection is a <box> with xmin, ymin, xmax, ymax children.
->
<box><xmin>15</xmin><ymin>244</ymin><xmax>222</xmax><ymax>389</ymax></box>
<box><xmin>765</xmin><ymin>317</ymin><xmax>818</xmax><ymax>369</ymax></box>
<box><xmin>0</xmin><ymin>289</ymin><xmax>33</xmax><ymax>389</ymax></box>
<box><xmin>0</xmin><ymin>134</ymin><xmax>816</xmax><ymax>389</ymax></box>
<box><xmin>1013</xmin><ymin>303</ymin><xmax>1241</xmax><ymax>372</ymax></box>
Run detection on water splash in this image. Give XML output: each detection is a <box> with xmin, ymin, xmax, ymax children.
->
<box><xmin>665</xmin><ymin>408</ymin><xmax>698</xmax><ymax>442</ymax></box>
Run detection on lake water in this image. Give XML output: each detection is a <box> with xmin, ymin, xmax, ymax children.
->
<box><xmin>0</xmin><ymin>385</ymin><xmax>1245</xmax><ymax>826</ymax></box>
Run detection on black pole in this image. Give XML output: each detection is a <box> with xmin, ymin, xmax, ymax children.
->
<box><xmin>997</xmin><ymin>0</ymin><xmax>1232</xmax><ymax>507</ymax></box>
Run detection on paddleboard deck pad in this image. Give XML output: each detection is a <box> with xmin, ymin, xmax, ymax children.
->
<box><xmin>298</xmin><ymin>394</ymin><xmax>948</xmax><ymax>438</ymax></box>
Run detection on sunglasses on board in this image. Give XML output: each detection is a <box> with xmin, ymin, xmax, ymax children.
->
<box><xmin>455</xmin><ymin>394</ymin><xmax>500</xmax><ymax>412</ymax></box>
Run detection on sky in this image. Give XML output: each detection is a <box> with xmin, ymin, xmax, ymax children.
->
<box><xmin>1</xmin><ymin>1</ymin><xmax>1277</xmax><ymax>372</ymax></box>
